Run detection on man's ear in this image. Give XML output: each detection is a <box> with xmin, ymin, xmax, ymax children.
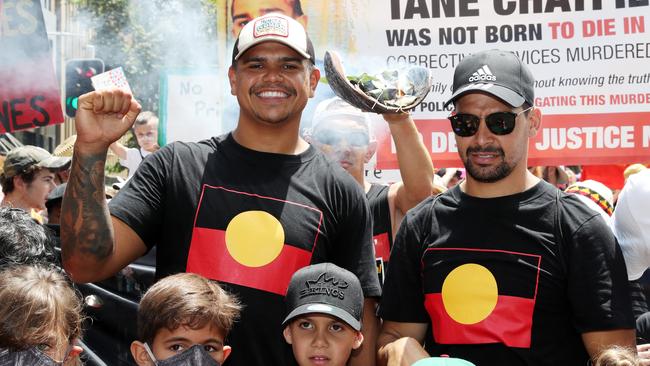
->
<box><xmin>352</xmin><ymin>331</ymin><xmax>364</xmax><ymax>350</ymax></box>
<box><xmin>228</xmin><ymin>66</ymin><xmax>237</xmax><ymax>96</ymax></box>
<box><xmin>527</xmin><ymin>107</ymin><xmax>542</xmax><ymax>138</ymax></box>
<box><xmin>13</xmin><ymin>175</ymin><xmax>27</xmax><ymax>191</ymax></box>
<box><xmin>130</xmin><ymin>341</ymin><xmax>154</xmax><ymax>366</ymax></box>
<box><xmin>308</xmin><ymin>67</ymin><xmax>320</xmax><ymax>98</ymax></box>
<box><xmin>282</xmin><ymin>327</ymin><xmax>293</xmax><ymax>345</ymax></box>
<box><xmin>222</xmin><ymin>345</ymin><xmax>232</xmax><ymax>361</ymax></box>
<box><xmin>365</xmin><ymin>140</ymin><xmax>378</xmax><ymax>163</ymax></box>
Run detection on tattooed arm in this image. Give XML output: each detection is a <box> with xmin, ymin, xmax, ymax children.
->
<box><xmin>61</xmin><ymin>90</ymin><xmax>147</xmax><ymax>283</ymax></box>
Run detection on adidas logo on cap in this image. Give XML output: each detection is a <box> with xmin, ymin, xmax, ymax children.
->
<box><xmin>468</xmin><ymin>65</ymin><xmax>496</xmax><ymax>82</ymax></box>
<box><xmin>444</xmin><ymin>49</ymin><xmax>535</xmax><ymax>108</ymax></box>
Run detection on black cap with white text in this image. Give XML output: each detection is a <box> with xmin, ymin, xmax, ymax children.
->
<box><xmin>282</xmin><ymin>263</ymin><xmax>363</xmax><ymax>331</ymax></box>
<box><xmin>444</xmin><ymin>49</ymin><xmax>535</xmax><ymax>108</ymax></box>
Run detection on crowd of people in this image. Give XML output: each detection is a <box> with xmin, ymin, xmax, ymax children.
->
<box><xmin>1</xmin><ymin>11</ymin><xmax>650</xmax><ymax>366</ymax></box>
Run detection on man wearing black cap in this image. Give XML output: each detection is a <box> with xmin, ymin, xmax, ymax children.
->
<box><xmin>377</xmin><ymin>49</ymin><xmax>635</xmax><ymax>365</ymax></box>
<box><xmin>61</xmin><ymin>12</ymin><xmax>380</xmax><ymax>366</ymax></box>
<box><xmin>0</xmin><ymin>146</ymin><xmax>70</xmax><ymax>222</ymax></box>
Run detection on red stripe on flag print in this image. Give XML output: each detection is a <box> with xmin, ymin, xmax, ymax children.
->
<box><xmin>187</xmin><ymin>227</ymin><xmax>312</xmax><ymax>295</ymax></box>
<box><xmin>373</xmin><ymin>232</ymin><xmax>391</xmax><ymax>262</ymax></box>
<box><xmin>421</xmin><ymin>247</ymin><xmax>542</xmax><ymax>348</ymax></box>
<box><xmin>425</xmin><ymin>291</ymin><xmax>535</xmax><ymax>348</ymax></box>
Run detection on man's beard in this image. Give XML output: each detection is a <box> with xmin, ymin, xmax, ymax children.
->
<box><xmin>463</xmin><ymin>146</ymin><xmax>514</xmax><ymax>183</ymax></box>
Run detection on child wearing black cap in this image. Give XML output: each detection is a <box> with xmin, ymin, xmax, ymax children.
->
<box><xmin>283</xmin><ymin>263</ymin><xmax>364</xmax><ymax>366</ymax></box>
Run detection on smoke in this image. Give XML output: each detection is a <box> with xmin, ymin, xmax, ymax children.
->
<box><xmin>128</xmin><ymin>1</ymin><xmax>220</xmax><ymax>69</ymax></box>
<box><xmin>75</xmin><ymin>0</ymin><xmax>224</xmax><ymax>111</ymax></box>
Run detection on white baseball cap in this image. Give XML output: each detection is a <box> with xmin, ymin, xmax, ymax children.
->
<box><xmin>311</xmin><ymin>97</ymin><xmax>372</xmax><ymax>133</ymax></box>
<box><xmin>232</xmin><ymin>13</ymin><xmax>315</xmax><ymax>64</ymax></box>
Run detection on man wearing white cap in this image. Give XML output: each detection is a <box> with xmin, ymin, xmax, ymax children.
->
<box><xmin>309</xmin><ymin>97</ymin><xmax>435</xmax><ymax>284</ymax></box>
<box><xmin>61</xmin><ymin>13</ymin><xmax>380</xmax><ymax>366</ymax></box>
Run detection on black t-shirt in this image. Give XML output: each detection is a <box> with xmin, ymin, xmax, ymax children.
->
<box><xmin>367</xmin><ymin>183</ymin><xmax>392</xmax><ymax>285</ymax></box>
<box><xmin>636</xmin><ymin>311</ymin><xmax>650</xmax><ymax>343</ymax></box>
<box><xmin>110</xmin><ymin>133</ymin><xmax>381</xmax><ymax>366</ymax></box>
<box><xmin>379</xmin><ymin>181</ymin><xmax>634</xmax><ymax>366</ymax></box>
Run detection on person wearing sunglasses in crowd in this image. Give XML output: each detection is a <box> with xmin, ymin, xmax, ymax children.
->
<box><xmin>377</xmin><ymin>49</ymin><xmax>635</xmax><ymax>366</ymax></box>
<box><xmin>308</xmin><ymin>97</ymin><xmax>435</xmax><ymax>286</ymax></box>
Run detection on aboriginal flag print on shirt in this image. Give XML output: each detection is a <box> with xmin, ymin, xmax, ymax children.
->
<box><xmin>422</xmin><ymin>247</ymin><xmax>541</xmax><ymax>348</ymax></box>
<box><xmin>187</xmin><ymin>185</ymin><xmax>322</xmax><ymax>296</ymax></box>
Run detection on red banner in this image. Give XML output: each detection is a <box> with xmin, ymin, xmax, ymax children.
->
<box><xmin>376</xmin><ymin>112</ymin><xmax>650</xmax><ymax>169</ymax></box>
<box><xmin>0</xmin><ymin>0</ymin><xmax>64</xmax><ymax>134</ymax></box>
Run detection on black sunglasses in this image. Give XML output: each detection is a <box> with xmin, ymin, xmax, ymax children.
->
<box><xmin>448</xmin><ymin>106</ymin><xmax>533</xmax><ymax>137</ymax></box>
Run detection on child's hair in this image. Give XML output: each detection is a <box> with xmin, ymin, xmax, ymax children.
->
<box><xmin>593</xmin><ymin>346</ymin><xmax>639</xmax><ymax>366</ymax></box>
<box><xmin>0</xmin><ymin>265</ymin><xmax>84</xmax><ymax>352</ymax></box>
<box><xmin>0</xmin><ymin>206</ymin><xmax>58</xmax><ymax>269</ymax></box>
<box><xmin>137</xmin><ymin>273</ymin><xmax>241</xmax><ymax>344</ymax></box>
<box><xmin>134</xmin><ymin>111</ymin><xmax>159</xmax><ymax>127</ymax></box>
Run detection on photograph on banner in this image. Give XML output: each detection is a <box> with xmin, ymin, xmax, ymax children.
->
<box><xmin>351</xmin><ymin>1</ymin><xmax>650</xmax><ymax>168</ymax></box>
<box><xmin>0</xmin><ymin>0</ymin><xmax>64</xmax><ymax>134</ymax></box>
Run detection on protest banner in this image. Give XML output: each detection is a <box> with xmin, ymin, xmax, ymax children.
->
<box><xmin>160</xmin><ymin>0</ymin><xmax>649</xmax><ymax>169</ymax></box>
<box><xmin>355</xmin><ymin>0</ymin><xmax>650</xmax><ymax>168</ymax></box>
<box><xmin>0</xmin><ymin>0</ymin><xmax>64</xmax><ymax>134</ymax></box>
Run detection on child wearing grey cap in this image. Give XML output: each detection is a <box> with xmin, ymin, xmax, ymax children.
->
<box><xmin>283</xmin><ymin>263</ymin><xmax>364</xmax><ymax>366</ymax></box>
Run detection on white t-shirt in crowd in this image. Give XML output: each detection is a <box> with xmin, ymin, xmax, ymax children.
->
<box><xmin>613</xmin><ymin>169</ymin><xmax>650</xmax><ymax>280</ymax></box>
<box><xmin>120</xmin><ymin>147</ymin><xmax>152</xmax><ymax>179</ymax></box>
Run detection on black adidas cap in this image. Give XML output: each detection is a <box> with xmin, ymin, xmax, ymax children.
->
<box><xmin>283</xmin><ymin>263</ymin><xmax>363</xmax><ymax>331</ymax></box>
<box><xmin>444</xmin><ymin>49</ymin><xmax>535</xmax><ymax>108</ymax></box>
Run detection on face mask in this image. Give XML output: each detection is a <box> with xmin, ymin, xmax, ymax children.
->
<box><xmin>144</xmin><ymin>343</ymin><xmax>221</xmax><ymax>366</ymax></box>
<box><xmin>0</xmin><ymin>345</ymin><xmax>70</xmax><ymax>366</ymax></box>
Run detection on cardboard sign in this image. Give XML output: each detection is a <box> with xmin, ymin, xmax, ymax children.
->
<box><xmin>0</xmin><ymin>0</ymin><xmax>64</xmax><ymax>134</ymax></box>
<box><xmin>91</xmin><ymin>67</ymin><xmax>132</xmax><ymax>94</ymax></box>
<box><xmin>159</xmin><ymin>69</ymin><xmax>224</xmax><ymax>144</ymax></box>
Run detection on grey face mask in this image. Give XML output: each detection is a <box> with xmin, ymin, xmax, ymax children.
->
<box><xmin>0</xmin><ymin>345</ymin><xmax>70</xmax><ymax>366</ymax></box>
<box><xmin>144</xmin><ymin>343</ymin><xmax>221</xmax><ymax>366</ymax></box>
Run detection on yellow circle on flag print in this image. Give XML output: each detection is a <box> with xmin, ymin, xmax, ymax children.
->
<box><xmin>442</xmin><ymin>263</ymin><xmax>498</xmax><ymax>324</ymax></box>
<box><xmin>225</xmin><ymin>211</ymin><xmax>285</xmax><ymax>267</ymax></box>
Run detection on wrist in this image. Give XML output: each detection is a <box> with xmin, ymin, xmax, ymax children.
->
<box><xmin>73</xmin><ymin>141</ymin><xmax>110</xmax><ymax>157</ymax></box>
<box><xmin>383</xmin><ymin>112</ymin><xmax>412</xmax><ymax>125</ymax></box>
